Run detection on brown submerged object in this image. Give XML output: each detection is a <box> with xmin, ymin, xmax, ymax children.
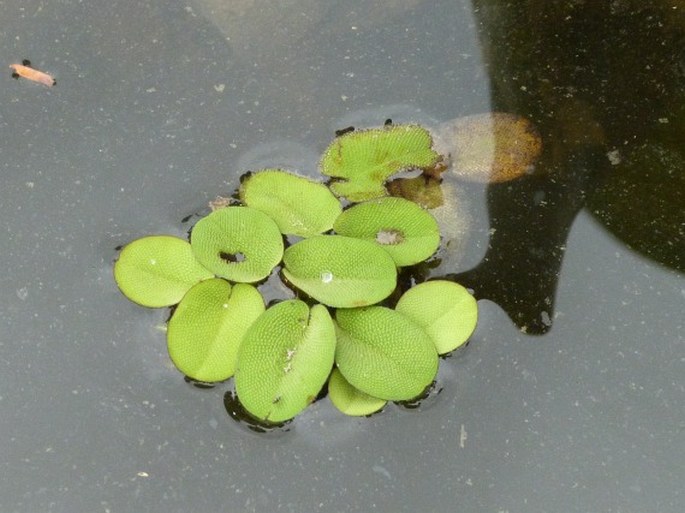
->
<box><xmin>433</xmin><ymin>112</ymin><xmax>542</xmax><ymax>183</ymax></box>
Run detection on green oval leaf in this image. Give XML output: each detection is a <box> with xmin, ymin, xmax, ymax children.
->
<box><xmin>335</xmin><ymin>306</ymin><xmax>438</xmax><ymax>401</ymax></box>
<box><xmin>282</xmin><ymin>235</ymin><xmax>397</xmax><ymax>308</ymax></box>
<box><xmin>235</xmin><ymin>300</ymin><xmax>336</xmax><ymax>422</ymax></box>
<box><xmin>239</xmin><ymin>169</ymin><xmax>342</xmax><ymax>237</ymax></box>
<box><xmin>333</xmin><ymin>196</ymin><xmax>440</xmax><ymax>267</ymax></box>
<box><xmin>167</xmin><ymin>279</ymin><xmax>265</xmax><ymax>382</ymax></box>
<box><xmin>113</xmin><ymin>235</ymin><xmax>214</xmax><ymax>308</ymax></box>
<box><xmin>328</xmin><ymin>368</ymin><xmax>386</xmax><ymax>416</ymax></box>
<box><xmin>190</xmin><ymin>206</ymin><xmax>284</xmax><ymax>283</ymax></box>
<box><xmin>395</xmin><ymin>280</ymin><xmax>478</xmax><ymax>355</ymax></box>
<box><xmin>320</xmin><ymin>125</ymin><xmax>440</xmax><ymax>202</ymax></box>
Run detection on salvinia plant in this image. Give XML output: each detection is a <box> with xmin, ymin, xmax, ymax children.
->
<box><xmin>113</xmin><ymin>124</ymin><xmax>479</xmax><ymax>425</ymax></box>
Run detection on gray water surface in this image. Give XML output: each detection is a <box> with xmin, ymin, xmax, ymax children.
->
<box><xmin>1</xmin><ymin>1</ymin><xmax>682</xmax><ymax>512</ymax></box>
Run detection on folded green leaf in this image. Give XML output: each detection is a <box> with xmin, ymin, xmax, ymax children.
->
<box><xmin>335</xmin><ymin>306</ymin><xmax>438</xmax><ymax>401</ymax></box>
<box><xmin>167</xmin><ymin>279</ymin><xmax>265</xmax><ymax>382</ymax></box>
<box><xmin>235</xmin><ymin>300</ymin><xmax>336</xmax><ymax>423</ymax></box>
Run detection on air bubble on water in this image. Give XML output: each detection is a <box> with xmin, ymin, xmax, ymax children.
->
<box><xmin>320</xmin><ymin>271</ymin><xmax>333</xmax><ymax>284</ymax></box>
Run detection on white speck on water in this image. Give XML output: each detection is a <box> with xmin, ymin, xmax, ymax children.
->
<box><xmin>16</xmin><ymin>287</ymin><xmax>28</xmax><ymax>301</ymax></box>
<box><xmin>607</xmin><ymin>149</ymin><xmax>621</xmax><ymax>165</ymax></box>
<box><xmin>372</xmin><ymin>464</ymin><xmax>392</xmax><ymax>480</ymax></box>
<box><xmin>320</xmin><ymin>271</ymin><xmax>333</xmax><ymax>284</ymax></box>
<box><xmin>540</xmin><ymin>310</ymin><xmax>552</xmax><ymax>327</ymax></box>
<box><xmin>533</xmin><ymin>190</ymin><xmax>547</xmax><ymax>206</ymax></box>
<box><xmin>149</xmin><ymin>259</ymin><xmax>157</xmax><ymax>265</ymax></box>
<box><xmin>460</xmin><ymin>423</ymin><xmax>467</xmax><ymax>448</ymax></box>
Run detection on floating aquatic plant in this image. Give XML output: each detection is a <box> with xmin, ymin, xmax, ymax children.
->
<box><xmin>321</xmin><ymin>125</ymin><xmax>440</xmax><ymax>201</ymax></box>
<box><xmin>114</xmin><ymin>235</ymin><xmax>214</xmax><ymax>307</ymax></box>
<box><xmin>333</xmin><ymin>196</ymin><xmax>441</xmax><ymax>267</ymax></box>
<box><xmin>190</xmin><ymin>206</ymin><xmax>284</xmax><ymax>283</ymax></box>
<box><xmin>395</xmin><ymin>280</ymin><xmax>478</xmax><ymax>355</ymax></box>
<box><xmin>282</xmin><ymin>235</ymin><xmax>397</xmax><ymax>308</ymax></box>
<box><xmin>167</xmin><ymin>279</ymin><xmax>265</xmax><ymax>383</ymax></box>
<box><xmin>239</xmin><ymin>169</ymin><xmax>342</xmax><ymax>237</ymax></box>
<box><xmin>335</xmin><ymin>306</ymin><xmax>439</xmax><ymax>400</ymax></box>
<box><xmin>235</xmin><ymin>300</ymin><xmax>336</xmax><ymax>422</ymax></box>
<box><xmin>111</xmin><ymin>118</ymin><xmax>502</xmax><ymax>427</ymax></box>
<box><xmin>327</xmin><ymin>368</ymin><xmax>387</xmax><ymax>416</ymax></box>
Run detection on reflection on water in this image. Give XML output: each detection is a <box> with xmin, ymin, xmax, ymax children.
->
<box><xmin>443</xmin><ymin>1</ymin><xmax>685</xmax><ymax>333</ymax></box>
<box><xmin>224</xmin><ymin>389</ymin><xmax>293</xmax><ymax>435</ymax></box>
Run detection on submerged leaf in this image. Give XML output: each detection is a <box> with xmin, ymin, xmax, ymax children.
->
<box><xmin>395</xmin><ymin>280</ymin><xmax>478</xmax><ymax>355</ymax></box>
<box><xmin>167</xmin><ymin>279</ymin><xmax>265</xmax><ymax>382</ymax></box>
<box><xmin>333</xmin><ymin>196</ymin><xmax>440</xmax><ymax>267</ymax></box>
<box><xmin>335</xmin><ymin>306</ymin><xmax>438</xmax><ymax>401</ymax></box>
<box><xmin>190</xmin><ymin>206</ymin><xmax>284</xmax><ymax>283</ymax></box>
<box><xmin>433</xmin><ymin>112</ymin><xmax>542</xmax><ymax>183</ymax></box>
<box><xmin>282</xmin><ymin>235</ymin><xmax>397</xmax><ymax>308</ymax></box>
<box><xmin>114</xmin><ymin>235</ymin><xmax>213</xmax><ymax>308</ymax></box>
<box><xmin>387</xmin><ymin>175</ymin><xmax>444</xmax><ymax>209</ymax></box>
<box><xmin>235</xmin><ymin>300</ymin><xmax>336</xmax><ymax>423</ymax></box>
<box><xmin>328</xmin><ymin>368</ymin><xmax>387</xmax><ymax>416</ymax></box>
<box><xmin>321</xmin><ymin>125</ymin><xmax>440</xmax><ymax>201</ymax></box>
<box><xmin>239</xmin><ymin>169</ymin><xmax>342</xmax><ymax>237</ymax></box>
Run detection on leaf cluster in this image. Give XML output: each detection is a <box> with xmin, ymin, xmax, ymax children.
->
<box><xmin>113</xmin><ymin>125</ymin><xmax>478</xmax><ymax>424</ymax></box>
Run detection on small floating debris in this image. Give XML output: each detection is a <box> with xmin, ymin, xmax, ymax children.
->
<box><xmin>10</xmin><ymin>59</ymin><xmax>56</xmax><ymax>87</ymax></box>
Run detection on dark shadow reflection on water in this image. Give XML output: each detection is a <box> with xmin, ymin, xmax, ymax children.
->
<box><xmin>448</xmin><ymin>1</ymin><xmax>685</xmax><ymax>333</ymax></box>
